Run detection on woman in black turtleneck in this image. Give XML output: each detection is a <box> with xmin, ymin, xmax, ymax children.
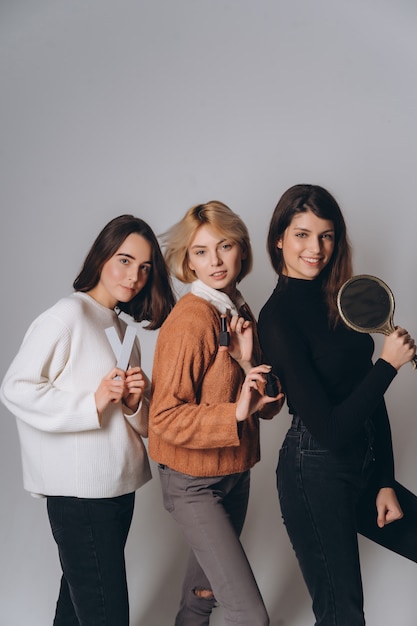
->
<box><xmin>258</xmin><ymin>184</ymin><xmax>417</xmax><ymax>626</ymax></box>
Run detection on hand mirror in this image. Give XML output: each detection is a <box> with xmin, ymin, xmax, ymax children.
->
<box><xmin>337</xmin><ymin>274</ymin><xmax>417</xmax><ymax>370</ymax></box>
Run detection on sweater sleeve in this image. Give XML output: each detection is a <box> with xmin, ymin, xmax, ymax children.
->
<box><xmin>370</xmin><ymin>401</ymin><xmax>396</xmax><ymax>488</ymax></box>
<box><xmin>258</xmin><ymin>306</ymin><xmax>397</xmax><ymax>451</ymax></box>
<box><xmin>150</xmin><ymin>300</ymin><xmax>241</xmax><ymax>450</ymax></box>
<box><xmin>122</xmin><ymin>338</ymin><xmax>150</xmax><ymax>438</ymax></box>
<box><xmin>1</xmin><ymin>312</ymin><xmax>100</xmax><ymax>433</ymax></box>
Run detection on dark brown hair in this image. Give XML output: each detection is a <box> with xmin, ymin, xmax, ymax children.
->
<box><xmin>267</xmin><ymin>184</ymin><xmax>353</xmax><ymax>324</ymax></box>
<box><xmin>73</xmin><ymin>215</ymin><xmax>175</xmax><ymax>329</ymax></box>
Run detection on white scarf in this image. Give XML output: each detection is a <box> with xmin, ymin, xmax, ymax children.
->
<box><xmin>190</xmin><ymin>279</ymin><xmax>245</xmax><ymax>316</ymax></box>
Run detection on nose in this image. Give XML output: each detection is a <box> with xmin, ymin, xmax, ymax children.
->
<box><xmin>209</xmin><ymin>250</ymin><xmax>222</xmax><ymax>266</ymax></box>
<box><xmin>128</xmin><ymin>268</ymin><xmax>139</xmax><ymax>284</ymax></box>
<box><xmin>308</xmin><ymin>237</ymin><xmax>322</xmax><ymax>253</ymax></box>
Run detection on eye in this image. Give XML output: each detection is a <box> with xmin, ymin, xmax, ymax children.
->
<box><xmin>120</xmin><ymin>257</ymin><xmax>130</xmax><ymax>264</ymax></box>
<box><xmin>194</xmin><ymin>249</ymin><xmax>205</xmax><ymax>256</ymax></box>
<box><xmin>295</xmin><ymin>232</ymin><xmax>307</xmax><ymax>238</ymax></box>
<box><xmin>140</xmin><ymin>264</ymin><xmax>152</xmax><ymax>274</ymax></box>
<box><xmin>322</xmin><ymin>233</ymin><xmax>334</xmax><ymax>241</ymax></box>
<box><xmin>221</xmin><ymin>242</ymin><xmax>233</xmax><ymax>250</ymax></box>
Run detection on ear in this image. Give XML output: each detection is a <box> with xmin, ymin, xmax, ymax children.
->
<box><xmin>276</xmin><ymin>238</ymin><xmax>283</xmax><ymax>249</ymax></box>
<box><xmin>188</xmin><ymin>258</ymin><xmax>195</xmax><ymax>272</ymax></box>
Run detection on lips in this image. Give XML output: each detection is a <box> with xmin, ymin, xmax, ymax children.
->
<box><xmin>301</xmin><ymin>257</ymin><xmax>322</xmax><ymax>265</ymax></box>
<box><xmin>120</xmin><ymin>285</ymin><xmax>137</xmax><ymax>295</ymax></box>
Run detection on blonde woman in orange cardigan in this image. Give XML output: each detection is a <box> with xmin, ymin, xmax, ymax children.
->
<box><xmin>149</xmin><ymin>201</ymin><xmax>283</xmax><ymax>626</ymax></box>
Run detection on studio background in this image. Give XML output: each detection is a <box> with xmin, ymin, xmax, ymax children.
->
<box><xmin>1</xmin><ymin>1</ymin><xmax>416</xmax><ymax>625</ymax></box>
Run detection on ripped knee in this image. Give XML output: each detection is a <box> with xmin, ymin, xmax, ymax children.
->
<box><xmin>193</xmin><ymin>587</ymin><xmax>215</xmax><ymax>601</ymax></box>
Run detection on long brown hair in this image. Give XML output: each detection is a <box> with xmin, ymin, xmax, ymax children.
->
<box><xmin>73</xmin><ymin>215</ymin><xmax>175</xmax><ymax>329</ymax></box>
<box><xmin>267</xmin><ymin>184</ymin><xmax>353</xmax><ymax>324</ymax></box>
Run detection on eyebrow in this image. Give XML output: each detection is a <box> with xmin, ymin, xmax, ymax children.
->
<box><xmin>190</xmin><ymin>238</ymin><xmax>229</xmax><ymax>250</ymax></box>
<box><xmin>115</xmin><ymin>252</ymin><xmax>152</xmax><ymax>263</ymax></box>
<box><xmin>293</xmin><ymin>227</ymin><xmax>334</xmax><ymax>234</ymax></box>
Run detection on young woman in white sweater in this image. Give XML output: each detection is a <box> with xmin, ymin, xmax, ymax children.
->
<box><xmin>1</xmin><ymin>214</ymin><xmax>175</xmax><ymax>626</ymax></box>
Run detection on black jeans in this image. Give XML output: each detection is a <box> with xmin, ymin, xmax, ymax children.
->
<box><xmin>278</xmin><ymin>417</ymin><xmax>417</xmax><ymax>626</ymax></box>
<box><xmin>47</xmin><ymin>492</ymin><xmax>135</xmax><ymax>626</ymax></box>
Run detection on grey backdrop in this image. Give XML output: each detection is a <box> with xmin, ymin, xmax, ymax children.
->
<box><xmin>1</xmin><ymin>1</ymin><xmax>416</xmax><ymax>625</ymax></box>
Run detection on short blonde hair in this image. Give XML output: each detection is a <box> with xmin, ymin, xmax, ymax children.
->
<box><xmin>162</xmin><ymin>201</ymin><xmax>253</xmax><ymax>284</ymax></box>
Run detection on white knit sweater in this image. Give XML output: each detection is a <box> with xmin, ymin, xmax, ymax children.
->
<box><xmin>0</xmin><ymin>292</ymin><xmax>151</xmax><ymax>498</ymax></box>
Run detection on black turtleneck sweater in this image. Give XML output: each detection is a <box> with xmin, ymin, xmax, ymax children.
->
<box><xmin>258</xmin><ymin>276</ymin><xmax>397</xmax><ymax>488</ymax></box>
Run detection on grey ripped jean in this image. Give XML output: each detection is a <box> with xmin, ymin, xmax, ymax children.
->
<box><xmin>158</xmin><ymin>465</ymin><xmax>269</xmax><ymax>626</ymax></box>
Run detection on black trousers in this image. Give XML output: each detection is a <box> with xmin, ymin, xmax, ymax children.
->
<box><xmin>47</xmin><ymin>492</ymin><xmax>135</xmax><ymax>626</ymax></box>
<box><xmin>278</xmin><ymin>418</ymin><xmax>417</xmax><ymax>626</ymax></box>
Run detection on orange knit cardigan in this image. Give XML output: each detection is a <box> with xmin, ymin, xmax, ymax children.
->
<box><xmin>149</xmin><ymin>293</ymin><xmax>274</xmax><ymax>477</ymax></box>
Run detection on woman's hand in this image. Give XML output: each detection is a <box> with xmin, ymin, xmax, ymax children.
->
<box><xmin>122</xmin><ymin>366</ymin><xmax>146</xmax><ymax>412</ymax></box>
<box><xmin>95</xmin><ymin>366</ymin><xmax>145</xmax><ymax>419</ymax></box>
<box><xmin>380</xmin><ymin>327</ymin><xmax>416</xmax><ymax>370</ymax></box>
<box><xmin>222</xmin><ymin>315</ymin><xmax>254</xmax><ymax>372</ymax></box>
<box><xmin>376</xmin><ymin>487</ymin><xmax>403</xmax><ymax>527</ymax></box>
<box><xmin>258</xmin><ymin>373</ymin><xmax>286</xmax><ymax>419</ymax></box>
<box><xmin>95</xmin><ymin>368</ymin><xmax>126</xmax><ymax>417</ymax></box>
<box><xmin>235</xmin><ymin>364</ymin><xmax>285</xmax><ymax>422</ymax></box>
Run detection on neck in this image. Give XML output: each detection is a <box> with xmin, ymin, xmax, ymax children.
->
<box><xmin>86</xmin><ymin>287</ymin><xmax>117</xmax><ymax>310</ymax></box>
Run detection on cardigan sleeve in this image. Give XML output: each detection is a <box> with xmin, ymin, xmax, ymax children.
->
<box><xmin>150</xmin><ymin>299</ymin><xmax>241</xmax><ymax>450</ymax></box>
